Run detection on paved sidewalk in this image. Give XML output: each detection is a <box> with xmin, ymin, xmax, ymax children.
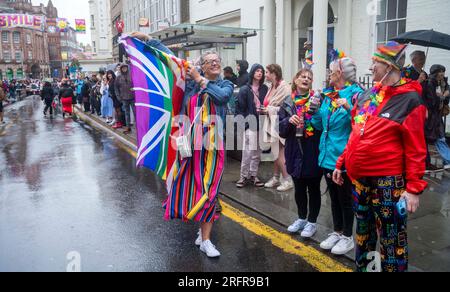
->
<box><xmin>222</xmin><ymin>154</ymin><xmax>450</xmax><ymax>272</ymax></box>
<box><xmin>74</xmin><ymin>107</ymin><xmax>450</xmax><ymax>272</ymax></box>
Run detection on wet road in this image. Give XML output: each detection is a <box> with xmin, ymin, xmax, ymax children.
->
<box><xmin>0</xmin><ymin>97</ymin><xmax>322</xmax><ymax>272</ymax></box>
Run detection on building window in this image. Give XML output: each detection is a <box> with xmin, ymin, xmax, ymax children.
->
<box><xmin>28</xmin><ymin>51</ymin><xmax>33</xmax><ymax>60</ymax></box>
<box><xmin>15</xmin><ymin>51</ymin><xmax>22</xmax><ymax>62</ymax></box>
<box><xmin>4</xmin><ymin>51</ymin><xmax>11</xmax><ymax>62</ymax></box>
<box><xmin>2</xmin><ymin>31</ymin><xmax>9</xmax><ymax>43</ymax></box>
<box><xmin>13</xmin><ymin>32</ymin><xmax>21</xmax><ymax>43</ymax></box>
<box><xmin>376</xmin><ymin>0</ymin><xmax>408</xmax><ymax>45</ymax></box>
<box><xmin>27</xmin><ymin>34</ymin><xmax>31</xmax><ymax>44</ymax></box>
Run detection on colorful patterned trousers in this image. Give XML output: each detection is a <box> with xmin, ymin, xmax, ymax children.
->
<box><xmin>352</xmin><ymin>175</ymin><xmax>408</xmax><ymax>273</ymax></box>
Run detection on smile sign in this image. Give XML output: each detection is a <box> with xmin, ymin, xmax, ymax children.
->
<box><xmin>0</xmin><ymin>14</ymin><xmax>44</xmax><ymax>30</ymax></box>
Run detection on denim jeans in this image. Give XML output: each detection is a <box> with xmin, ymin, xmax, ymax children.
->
<box><xmin>122</xmin><ymin>99</ymin><xmax>136</xmax><ymax>127</ymax></box>
<box><xmin>436</xmin><ymin>137</ymin><xmax>450</xmax><ymax>165</ymax></box>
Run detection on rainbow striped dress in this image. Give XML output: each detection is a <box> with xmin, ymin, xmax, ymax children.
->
<box><xmin>164</xmin><ymin>93</ymin><xmax>224</xmax><ymax>223</ymax></box>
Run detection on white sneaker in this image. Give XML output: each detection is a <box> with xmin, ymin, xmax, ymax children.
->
<box><xmin>277</xmin><ymin>177</ymin><xmax>294</xmax><ymax>192</ymax></box>
<box><xmin>287</xmin><ymin>219</ymin><xmax>308</xmax><ymax>233</ymax></box>
<box><xmin>195</xmin><ymin>229</ymin><xmax>202</xmax><ymax>246</ymax></box>
<box><xmin>200</xmin><ymin>240</ymin><xmax>221</xmax><ymax>258</ymax></box>
<box><xmin>301</xmin><ymin>223</ymin><xmax>317</xmax><ymax>238</ymax></box>
<box><xmin>331</xmin><ymin>236</ymin><xmax>355</xmax><ymax>255</ymax></box>
<box><xmin>265</xmin><ymin>176</ymin><xmax>281</xmax><ymax>188</ymax></box>
<box><xmin>320</xmin><ymin>232</ymin><xmax>342</xmax><ymax>250</ymax></box>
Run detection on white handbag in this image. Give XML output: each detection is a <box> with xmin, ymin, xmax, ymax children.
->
<box><xmin>177</xmin><ymin>95</ymin><xmax>209</xmax><ymax>160</ymax></box>
<box><xmin>176</xmin><ymin>135</ymin><xmax>192</xmax><ymax>160</ymax></box>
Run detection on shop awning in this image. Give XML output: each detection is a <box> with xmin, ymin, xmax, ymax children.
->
<box><xmin>150</xmin><ymin>23</ymin><xmax>260</xmax><ymax>51</ymax></box>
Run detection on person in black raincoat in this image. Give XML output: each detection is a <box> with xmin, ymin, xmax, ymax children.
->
<box><xmin>41</xmin><ymin>82</ymin><xmax>54</xmax><ymax>117</ymax></box>
<box><xmin>423</xmin><ymin>64</ymin><xmax>450</xmax><ymax>168</ymax></box>
<box><xmin>236</xmin><ymin>60</ymin><xmax>250</xmax><ymax>88</ymax></box>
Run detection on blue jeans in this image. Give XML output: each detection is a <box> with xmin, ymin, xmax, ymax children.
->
<box><xmin>436</xmin><ymin>137</ymin><xmax>450</xmax><ymax>165</ymax></box>
<box><xmin>122</xmin><ymin>99</ymin><xmax>136</xmax><ymax>127</ymax></box>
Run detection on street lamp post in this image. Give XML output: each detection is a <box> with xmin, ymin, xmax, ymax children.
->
<box><xmin>21</xmin><ymin>51</ymin><xmax>24</xmax><ymax>80</ymax></box>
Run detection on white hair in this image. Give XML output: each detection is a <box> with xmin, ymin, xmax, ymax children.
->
<box><xmin>200</xmin><ymin>51</ymin><xmax>220</xmax><ymax>65</ymax></box>
<box><xmin>330</xmin><ymin>57</ymin><xmax>358</xmax><ymax>83</ymax></box>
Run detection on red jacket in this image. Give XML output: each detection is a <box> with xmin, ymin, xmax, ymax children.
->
<box><xmin>336</xmin><ymin>80</ymin><xmax>428</xmax><ymax>195</ymax></box>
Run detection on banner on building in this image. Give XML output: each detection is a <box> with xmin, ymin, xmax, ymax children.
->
<box><xmin>0</xmin><ymin>14</ymin><xmax>45</xmax><ymax>30</ymax></box>
<box><xmin>56</xmin><ymin>18</ymin><xmax>69</xmax><ymax>32</ymax></box>
<box><xmin>75</xmin><ymin>19</ymin><xmax>86</xmax><ymax>33</ymax></box>
<box><xmin>46</xmin><ymin>18</ymin><xmax>69</xmax><ymax>33</ymax></box>
<box><xmin>46</xmin><ymin>18</ymin><xmax>57</xmax><ymax>33</ymax></box>
<box><xmin>71</xmin><ymin>52</ymin><xmax>93</xmax><ymax>60</ymax></box>
<box><xmin>139</xmin><ymin>18</ymin><xmax>150</xmax><ymax>27</ymax></box>
<box><xmin>61</xmin><ymin>52</ymin><xmax>68</xmax><ymax>61</ymax></box>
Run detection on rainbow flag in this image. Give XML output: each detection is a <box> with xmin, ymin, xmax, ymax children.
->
<box><xmin>120</xmin><ymin>36</ymin><xmax>188</xmax><ymax>190</ymax></box>
<box><xmin>75</xmin><ymin>19</ymin><xmax>86</xmax><ymax>33</ymax></box>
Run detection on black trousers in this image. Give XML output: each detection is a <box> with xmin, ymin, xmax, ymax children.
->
<box><xmin>90</xmin><ymin>96</ymin><xmax>101</xmax><ymax>115</ymax></box>
<box><xmin>44</xmin><ymin>102</ymin><xmax>53</xmax><ymax>115</ymax></box>
<box><xmin>323</xmin><ymin>169</ymin><xmax>354</xmax><ymax>237</ymax></box>
<box><xmin>293</xmin><ymin>176</ymin><xmax>322</xmax><ymax>223</ymax></box>
<box><xmin>83</xmin><ymin>102</ymin><xmax>91</xmax><ymax>112</ymax></box>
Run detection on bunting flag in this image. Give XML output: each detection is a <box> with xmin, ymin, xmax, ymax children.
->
<box><xmin>56</xmin><ymin>18</ymin><xmax>68</xmax><ymax>32</ymax></box>
<box><xmin>119</xmin><ymin>35</ymin><xmax>188</xmax><ymax>191</ymax></box>
<box><xmin>75</xmin><ymin>19</ymin><xmax>86</xmax><ymax>33</ymax></box>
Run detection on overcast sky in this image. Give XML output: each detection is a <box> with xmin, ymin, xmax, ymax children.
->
<box><xmin>32</xmin><ymin>0</ymin><xmax>91</xmax><ymax>45</ymax></box>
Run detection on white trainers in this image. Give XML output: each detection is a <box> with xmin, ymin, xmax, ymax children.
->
<box><xmin>331</xmin><ymin>236</ymin><xmax>355</xmax><ymax>255</ymax></box>
<box><xmin>200</xmin><ymin>240</ymin><xmax>221</xmax><ymax>258</ymax></box>
<box><xmin>287</xmin><ymin>219</ymin><xmax>308</xmax><ymax>233</ymax></box>
<box><xmin>301</xmin><ymin>223</ymin><xmax>317</xmax><ymax>238</ymax></box>
<box><xmin>277</xmin><ymin>177</ymin><xmax>294</xmax><ymax>192</ymax></box>
<box><xmin>265</xmin><ymin>176</ymin><xmax>281</xmax><ymax>188</ymax></box>
<box><xmin>195</xmin><ymin>229</ymin><xmax>202</xmax><ymax>246</ymax></box>
<box><xmin>320</xmin><ymin>232</ymin><xmax>342</xmax><ymax>250</ymax></box>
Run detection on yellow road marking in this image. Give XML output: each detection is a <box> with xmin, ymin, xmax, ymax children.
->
<box><xmin>124</xmin><ymin>147</ymin><xmax>351</xmax><ymax>272</ymax></box>
<box><xmin>116</xmin><ymin>141</ymin><xmax>138</xmax><ymax>159</ymax></box>
<box><xmin>221</xmin><ymin>201</ymin><xmax>352</xmax><ymax>272</ymax></box>
<box><xmin>76</xmin><ymin>110</ymin><xmax>353</xmax><ymax>272</ymax></box>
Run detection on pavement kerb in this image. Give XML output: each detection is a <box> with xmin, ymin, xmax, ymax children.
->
<box><xmin>73</xmin><ymin>107</ymin><xmax>356</xmax><ymax>271</ymax></box>
<box><xmin>74</xmin><ymin>106</ymin><xmax>137</xmax><ymax>152</ymax></box>
<box><xmin>73</xmin><ymin>106</ymin><xmax>299</xmax><ymax>233</ymax></box>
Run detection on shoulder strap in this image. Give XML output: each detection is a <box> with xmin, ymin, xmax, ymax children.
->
<box><xmin>184</xmin><ymin>94</ymin><xmax>209</xmax><ymax>137</ymax></box>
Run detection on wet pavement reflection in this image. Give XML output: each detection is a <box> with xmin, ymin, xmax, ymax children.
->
<box><xmin>0</xmin><ymin>97</ymin><xmax>319</xmax><ymax>272</ymax></box>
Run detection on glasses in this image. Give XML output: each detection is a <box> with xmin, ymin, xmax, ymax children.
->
<box><xmin>203</xmin><ymin>59</ymin><xmax>222</xmax><ymax>66</ymax></box>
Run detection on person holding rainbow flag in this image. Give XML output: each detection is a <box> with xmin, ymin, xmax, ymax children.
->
<box><xmin>123</xmin><ymin>32</ymin><xmax>234</xmax><ymax>259</ymax></box>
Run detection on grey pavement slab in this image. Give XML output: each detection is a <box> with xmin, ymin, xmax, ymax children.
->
<box><xmin>73</xmin><ymin>102</ymin><xmax>450</xmax><ymax>272</ymax></box>
<box><xmin>221</xmin><ymin>155</ymin><xmax>450</xmax><ymax>272</ymax></box>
